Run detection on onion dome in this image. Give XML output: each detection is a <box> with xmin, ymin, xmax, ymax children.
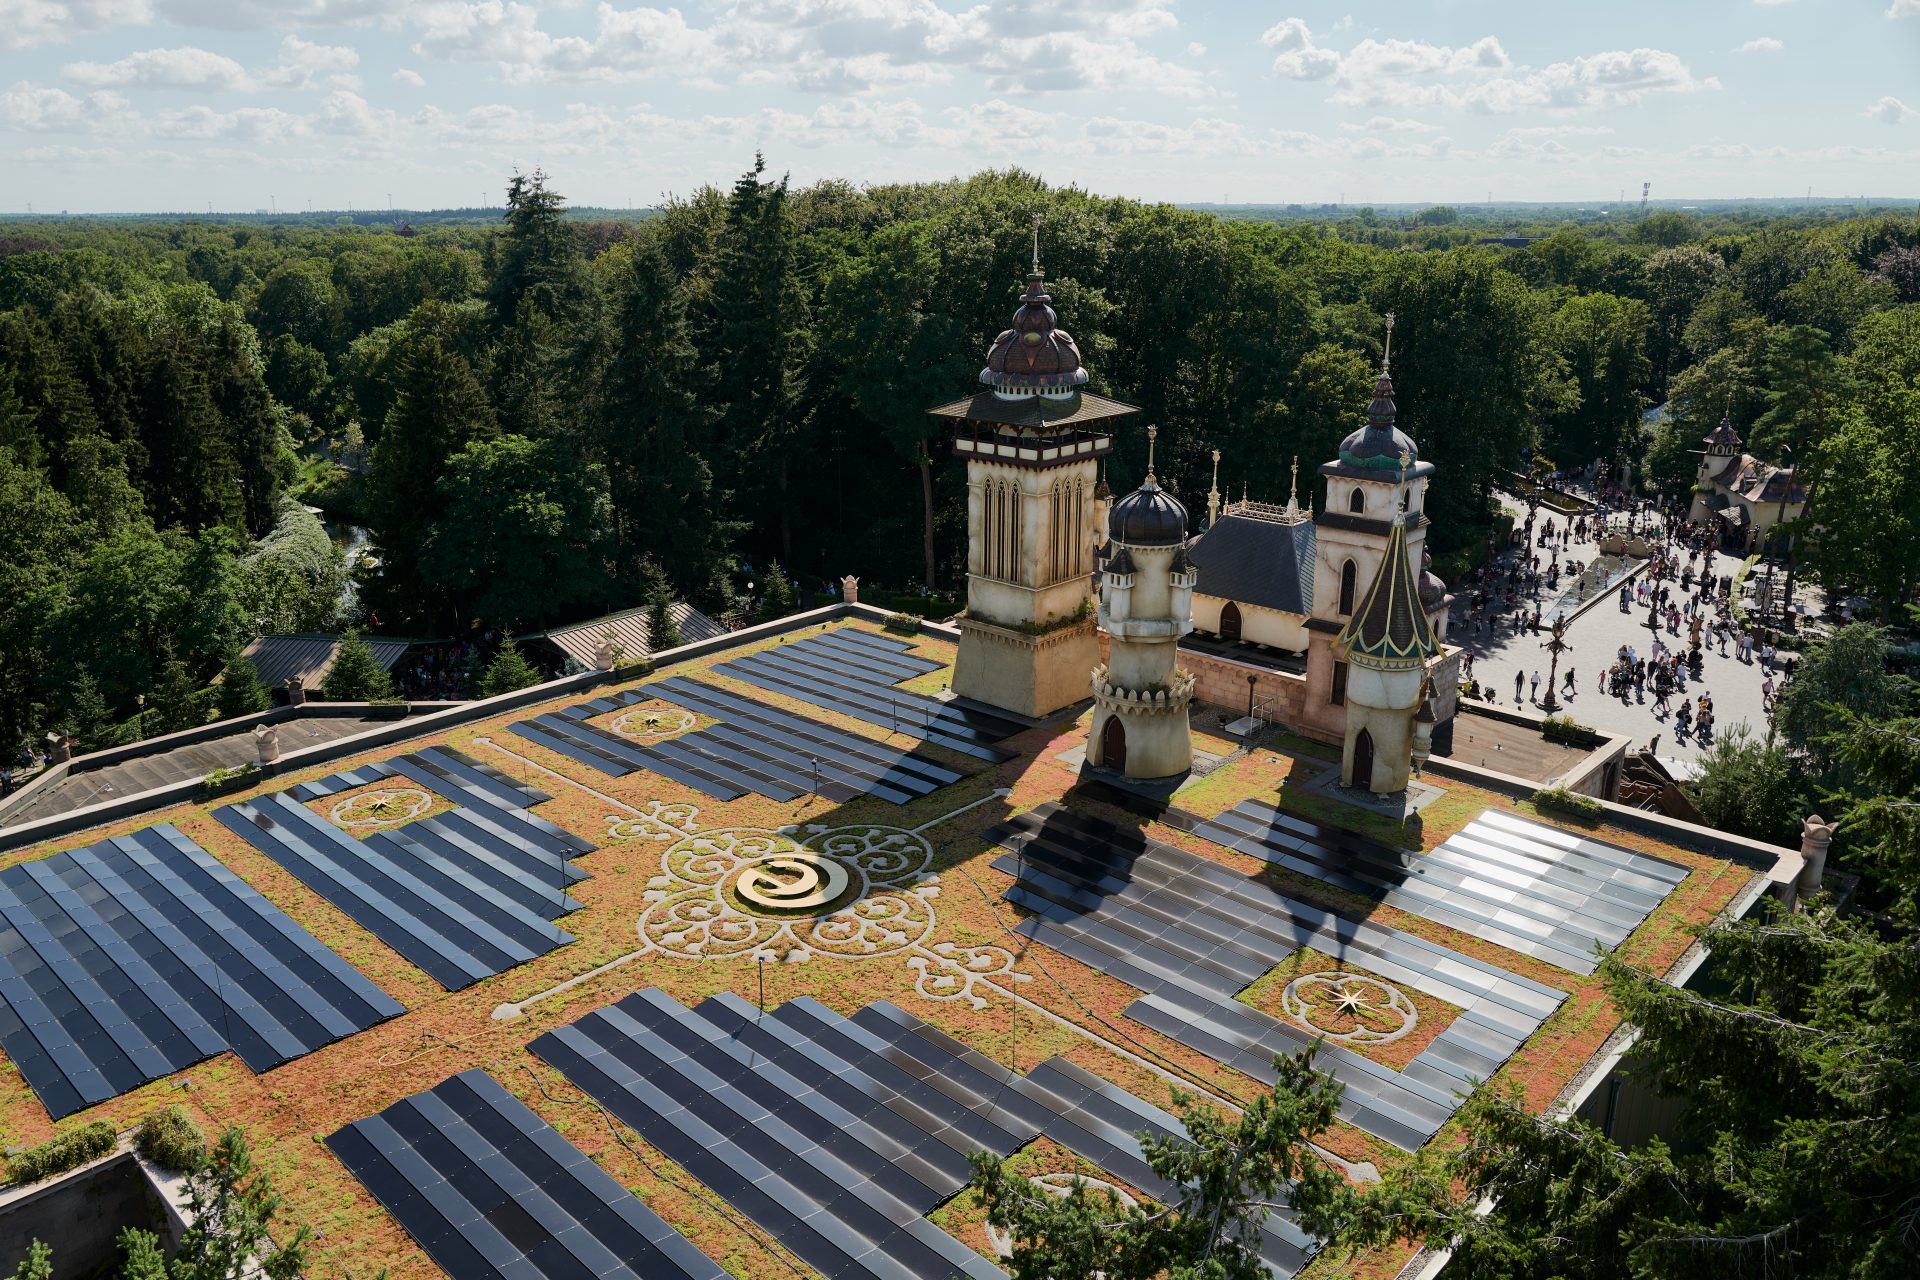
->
<box><xmin>1338</xmin><ymin>365</ymin><xmax>1419</xmax><ymax>471</ymax></box>
<box><xmin>1417</xmin><ymin>550</ymin><xmax>1446</xmax><ymax>608</ymax></box>
<box><xmin>981</xmin><ymin>267</ymin><xmax>1090</xmax><ymax>392</ymax></box>
<box><xmin>1702</xmin><ymin>412</ymin><xmax>1742</xmax><ymax>450</ymax></box>
<box><xmin>1108</xmin><ymin>479</ymin><xmax>1187</xmax><ymax>546</ymax></box>
<box><xmin>1337</xmin><ymin>515</ymin><xmax>1438</xmax><ymax>670</ymax></box>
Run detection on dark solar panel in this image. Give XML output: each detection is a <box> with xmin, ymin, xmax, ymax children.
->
<box><xmin>328</xmin><ymin>1069</ymin><xmax>727</xmax><ymax>1280</ymax></box>
<box><xmin>531</xmin><ymin>987</ymin><xmax>1314</xmax><ymax>1279</ymax></box>
<box><xmin>510</xmin><ymin>674</ymin><xmax>967</xmax><ymax>805</ymax></box>
<box><xmin>0</xmin><ymin>825</ymin><xmax>401</xmax><ymax>1119</ymax></box>
<box><xmin>213</xmin><ymin>754</ymin><xmax>594</xmax><ymax>992</ymax></box>
<box><xmin>987</xmin><ymin>806</ymin><xmax>1566</xmax><ymax>1150</ymax></box>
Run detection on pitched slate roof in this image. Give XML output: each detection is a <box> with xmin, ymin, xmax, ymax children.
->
<box><xmin>1187</xmin><ymin>513</ymin><xmax>1316</xmax><ymax>616</ymax></box>
<box><xmin>927</xmin><ymin>389</ymin><xmax>1139</xmax><ymax>430</ymax></box>
<box><xmin>1337</xmin><ymin>517</ymin><xmax>1437</xmax><ymax>669</ymax></box>
<box><xmin>242</xmin><ymin>633</ymin><xmax>412</xmax><ymax>690</ymax></box>
<box><xmin>526</xmin><ymin>601</ymin><xmax>726</xmax><ymax>667</ymax></box>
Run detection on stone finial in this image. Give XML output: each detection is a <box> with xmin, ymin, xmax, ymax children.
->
<box><xmin>593</xmin><ymin>632</ymin><xmax>617</xmax><ymax>672</ymax></box>
<box><xmin>284</xmin><ymin>677</ymin><xmax>306</xmax><ymax>707</ymax></box>
<box><xmin>1207</xmin><ymin>448</ymin><xmax>1221</xmax><ymax>527</ymax></box>
<box><xmin>1795</xmin><ymin>814</ymin><xmax>1836</xmax><ymax>905</ymax></box>
<box><xmin>253</xmin><ymin>722</ymin><xmax>281</xmax><ymax>765</ymax></box>
<box><xmin>841</xmin><ymin>575</ymin><xmax>859</xmax><ymax>605</ymax></box>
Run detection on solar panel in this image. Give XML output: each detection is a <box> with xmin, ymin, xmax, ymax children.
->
<box><xmin>213</xmin><ymin>754</ymin><xmax>594</xmax><ymax>992</ymax></box>
<box><xmin>988</xmin><ymin>807</ymin><xmax>1566</xmax><ymax>1150</ymax></box>
<box><xmin>0</xmin><ymin>825</ymin><xmax>401</xmax><ymax>1119</ymax></box>
<box><xmin>531</xmin><ymin>987</ymin><xmax>1314</xmax><ymax>1279</ymax></box>
<box><xmin>328</xmin><ymin>1069</ymin><xmax>728</xmax><ymax>1280</ymax></box>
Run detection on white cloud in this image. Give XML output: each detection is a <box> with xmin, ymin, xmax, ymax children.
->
<box><xmin>1337</xmin><ymin>115</ymin><xmax>1439</xmax><ymax>134</ymax></box>
<box><xmin>61</xmin><ymin>37</ymin><xmax>359</xmax><ymax>92</ymax></box>
<box><xmin>1260</xmin><ymin>17</ymin><xmax>1340</xmax><ymax>80</ymax></box>
<box><xmin>0</xmin><ymin>80</ymin><xmax>133</xmax><ymax>131</ymax></box>
<box><xmin>64</xmin><ymin>47</ymin><xmax>249</xmax><ymax>91</ymax></box>
<box><xmin>152</xmin><ymin>102</ymin><xmax>306</xmax><ymax>142</ymax></box>
<box><xmin>1865</xmin><ymin>94</ymin><xmax>1915</xmax><ymax>123</ymax></box>
<box><xmin>1</xmin><ymin>0</ymin><xmax>152</xmax><ymax>50</ymax></box>
<box><xmin>1733</xmin><ymin>37</ymin><xmax>1783</xmax><ymax>53</ymax></box>
<box><xmin>151</xmin><ymin>0</ymin><xmax>389</xmax><ymax>28</ymax></box>
<box><xmin>392</xmin><ymin>68</ymin><xmax>426</xmax><ymax>86</ymax></box>
<box><xmin>1752</xmin><ymin>0</ymin><xmax>1792</xmax><ymax>7</ymax></box>
<box><xmin>1340</xmin><ymin>45</ymin><xmax>1716</xmax><ymax>113</ymax></box>
<box><xmin>1888</xmin><ymin>0</ymin><xmax>1920</xmax><ymax>15</ymax></box>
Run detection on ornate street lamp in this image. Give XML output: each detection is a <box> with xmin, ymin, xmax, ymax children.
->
<box><xmin>1540</xmin><ymin>615</ymin><xmax>1572</xmax><ymax>714</ymax></box>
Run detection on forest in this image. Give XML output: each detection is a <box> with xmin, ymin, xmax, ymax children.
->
<box><xmin>2</xmin><ymin>161</ymin><xmax>1917</xmax><ymax>759</ymax></box>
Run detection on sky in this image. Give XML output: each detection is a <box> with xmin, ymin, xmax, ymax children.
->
<box><xmin>2</xmin><ymin>0</ymin><xmax>1917</xmax><ymax>214</ymax></box>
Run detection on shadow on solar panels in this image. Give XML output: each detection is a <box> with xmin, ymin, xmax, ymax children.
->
<box><xmin>213</xmin><ymin>748</ymin><xmax>597</xmax><ymax>991</ymax></box>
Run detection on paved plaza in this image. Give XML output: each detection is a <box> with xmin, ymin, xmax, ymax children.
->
<box><xmin>1450</xmin><ymin>507</ymin><xmax>1789</xmax><ymax>767</ymax></box>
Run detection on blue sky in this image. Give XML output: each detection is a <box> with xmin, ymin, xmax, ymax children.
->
<box><xmin>2</xmin><ymin>1</ymin><xmax>1916</xmax><ymax>213</ymax></box>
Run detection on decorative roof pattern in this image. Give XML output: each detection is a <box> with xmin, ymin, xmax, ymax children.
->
<box><xmin>1340</xmin><ymin>317</ymin><xmax>1419</xmax><ymax>470</ymax></box>
<box><xmin>1108</xmin><ymin>479</ymin><xmax>1188</xmax><ymax>547</ymax></box>
<box><xmin>1337</xmin><ymin>515</ymin><xmax>1438</xmax><ymax>668</ymax></box>
<box><xmin>982</xmin><ymin>269</ymin><xmax>1090</xmax><ymax>391</ymax></box>
<box><xmin>927</xmin><ymin>389</ymin><xmax>1138</xmax><ymax>430</ymax></box>
<box><xmin>1701</xmin><ymin>414</ymin><xmax>1743</xmax><ymax>450</ymax></box>
<box><xmin>1188</xmin><ymin>513</ymin><xmax>1316</xmax><ymax>617</ymax></box>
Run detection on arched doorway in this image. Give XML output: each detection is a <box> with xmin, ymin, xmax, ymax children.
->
<box><xmin>1350</xmin><ymin>728</ymin><xmax>1374</xmax><ymax>790</ymax></box>
<box><xmin>1220</xmin><ymin>601</ymin><xmax>1242</xmax><ymax>642</ymax></box>
<box><xmin>1100</xmin><ymin>717</ymin><xmax>1127</xmax><ymax>773</ymax></box>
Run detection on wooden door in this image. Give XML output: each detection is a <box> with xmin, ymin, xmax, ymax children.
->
<box><xmin>1350</xmin><ymin>728</ymin><xmax>1374</xmax><ymax>790</ymax></box>
<box><xmin>1100</xmin><ymin>717</ymin><xmax>1127</xmax><ymax>773</ymax></box>
<box><xmin>1219</xmin><ymin>602</ymin><xmax>1242</xmax><ymax>642</ymax></box>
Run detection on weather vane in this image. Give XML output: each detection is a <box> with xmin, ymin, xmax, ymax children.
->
<box><xmin>1383</xmin><ymin>311</ymin><xmax>1396</xmax><ymax>371</ymax></box>
<box><xmin>1031</xmin><ymin>211</ymin><xmax>1041</xmax><ymax>275</ymax></box>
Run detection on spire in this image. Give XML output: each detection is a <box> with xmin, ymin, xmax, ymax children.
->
<box><xmin>1207</xmin><ymin>447</ymin><xmax>1221</xmax><ymax>527</ymax></box>
<box><xmin>1393</xmin><ymin>449</ymin><xmax>1411</xmax><ymax>526</ymax></box>
<box><xmin>1145</xmin><ymin>424</ymin><xmax>1158</xmax><ymax>482</ymax></box>
<box><xmin>1337</xmin><ymin>512</ymin><xmax>1438</xmax><ymax>669</ymax></box>
<box><xmin>1367</xmin><ymin>312</ymin><xmax>1398</xmax><ymax>428</ymax></box>
<box><xmin>1282</xmin><ymin>455</ymin><xmax>1302</xmax><ymax>521</ymax></box>
<box><xmin>1031</xmin><ymin>211</ymin><xmax>1042</xmax><ymax>277</ymax></box>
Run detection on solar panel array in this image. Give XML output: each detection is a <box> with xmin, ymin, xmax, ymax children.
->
<box><xmin>532</xmin><ymin>987</ymin><xmax>1316</xmax><ymax>1280</ymax></box>
<box><xmin>714</xmin><ymin>630</ymin><xmax>1023</xmax><ymax>763</ymax></box>
<box><xmin>510</xmin><ymin>678</ymin><xmax>964</xmax><ymax>805</ymax></box>
<box><xmin>0</xmin><ymin>825</ymin><xmax>403</xmax><ymax>1119</ymax></box>
<box><xmin>215</xmin><ymin>750</ymin><xmax>597</xmax><ymax>991</ymax></box>
<box><xmin>328</xmin><ymin>1069</ymin><xmax>727</xmax><ymax>1280</ymax></box>
<box><xmin>992</xmin><ymin>806</ymin><xmax>1567</xmax><ymax>1151</ymax></box>
<box><xmin>1192</xmin><ymin>802</ymin><xmax>1687</xmax><ymax>975</ymax></box>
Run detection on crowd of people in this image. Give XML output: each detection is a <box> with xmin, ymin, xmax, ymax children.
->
<box><xmin>1456</xmin><ymin>482</ymin><xmax>1802</xmax><ymax>752</ymax></box>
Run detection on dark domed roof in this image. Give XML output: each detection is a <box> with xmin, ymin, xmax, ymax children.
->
<box><xmin>1339</xmin><ymin>369</ymin><xmax>1418</xmax><ymax>471</ymax></box>
<box><xmin>982</xmin><ymin>271</ymin><xmax>1090</xmax><ymax>391</ymax></box>
<box><xmin>1108</xmin><ymin>478</ymin><xmax>1188</xmax><ymax>547</ymax></box>
<box><xmin>1417</xmin><ymin>550</ymin><xmax>1446</xmax><ymax>607</ymax></box>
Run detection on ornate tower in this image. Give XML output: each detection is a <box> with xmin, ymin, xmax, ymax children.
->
<box><xmin>1335</xmin><ymin>484</ymin><xmax>1440</xmax><ymax>793</ymax></box>
<box><xmin>1686</xmin><ymin>409</ymin><xmax>1744</xmax><ymax>524</ymax></box>
<box><xmin>928</xmin><ymin>222</ymin><xmax>1141</xmax><ymax>718</ymax></box>
<box><xmin>1300</xmin><ymin>315</ymin><xmax>1436</xmax><ymax>742</ymax></box>
<box><xmin>1090</xmin><ymin>427</ymin><xmax>1195</xmax><ymax>780</ymax></box>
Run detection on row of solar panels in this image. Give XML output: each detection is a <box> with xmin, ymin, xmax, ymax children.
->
<box><xmin>714</xmin><ymin>631</ymin><xmax>1025</xmax><ymax>763</ymax></box>
<box><xmin>0</xmin><ymin>749</ymin><xmax>600</xmax><ymax>1118</ymax></box>
<box><xmin>1191</xmin><ymin>800</ymin><xmax>1686</xmax><ymax>975</ymax></box>
<box><xmin>991</xmin><ymin>805</ymin><xmax>1571</xmax><ymax>1152</ymax></box>
<box><xmin>509</xmin><ymin>676</ymin><xmax>964</xmax><ymax>806</ymax></box>
<box><xmin>331</xmin><ymin>988</ymin><xmax>1318</xmax><ymax>1280</ymax></box>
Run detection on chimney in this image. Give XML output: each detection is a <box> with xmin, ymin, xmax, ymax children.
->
<box><xmin>1794</xmin><ymin>814</ymin><xmax>1835</xmax><ymax>906</ymax></box>
<box><xmin>841</xmin><ymin>575</ymin><xmax>859</xmax><ymax>606</ymax></box>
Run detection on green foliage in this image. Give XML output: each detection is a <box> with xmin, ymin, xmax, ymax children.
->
<box><xmin>1529</xmin><ymin>785</ymin><xmax>1603</xmax><ymax>820</ymax></box>
<box><xmin>644</xmin><ymin>594</ymin><xmax>681</xmax><ymax>654</ymax></box>
<box><xmin>170</xmin><ymin>1127</ymin><xmax>310</xmax><ymax>1280</ymax></box>
<box><xmin>200</xmin><ymin>762</ymin><xmax>260</xmax><ymax>793</ymax></box>
<box><xmin>319</xmin><ymin>628</ymin><xmax>394</xmax><ymax>701</ymax></box>
<box><xmin>479</xmin><ymin>638</ymin><xmax>541</xmax><ymax>698</ymax></box>
<box><xmin>975</xmin><ymin>1048</ymin><xmax>1364</xmax><ymax>1280</ymax></box>
<box><xmin>419</xmin><ymin>435</ymin><xmax>611</xmax><ymax>630</ymax></box>
<box><xmin>134</xmin><ymin>1105</ymin><xmax>206</xmax><ymax>1173</ymax></box>
<box><xmin>215</xmin><ymin>650</ymin><xmax>270</xmax><ymax>718</ymax></box>
<box><xmin>1771</xmin><ymin>624</ymin><xmax>1912</xmax><ymax>773</ymax></box>
<box><xmin>1690</xmin><ymin>724</ymin><xmax>1810</xmax><ymax>846</ymax></box>
<box><xmin>7</xmin><ymin>1120</ymin><xmax>115</xmax><ymax>1184</ymax></box>
<box><xmin>883</xmin><ymin>612</ymin><xmax>923</xmax><ymax>636</ymax></box>
<box><xmin>5</xmin><ymin>1242</ymin><xmax>49</xmax><ymax>1280</ymax></box>
<box><xmin>150</xmin><ymin>649</ymin><xmax>203</xmax><ymax>735</ymax></box>
<box><xmin>754</xmin><ymin>562</ymin><xmax>799</xmax><ymax>623</ymax></box>
<box><xmin>1538</xmin><ymin>714</ymin><xmax>1596</xmax><ymax>744</ymax></box>
<box><xmin>113</xmin><ymin>1229</ymin><xmax>166</xmax><ymax>1280</ymax></box>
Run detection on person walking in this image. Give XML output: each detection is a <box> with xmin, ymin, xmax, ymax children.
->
<box><xmin>1516</xmin><ymin>670</ymin><xmax>1525</xmax><ymax>704</ymax></box>
<box><xmin>1530</xmin><ymin>671</ymin><xmax>1541</xmax><ymax>703</ymax></box>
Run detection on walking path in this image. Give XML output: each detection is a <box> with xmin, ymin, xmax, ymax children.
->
<box><xmin>1449</xmin><ymin>500</ymin><xmax>1785</xmax><ymax>766</ymax></box>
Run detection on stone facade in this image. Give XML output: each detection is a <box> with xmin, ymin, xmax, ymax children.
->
<box><xmin>1090</xmin><ymin>525</ymin><xmax>1195</xmax><ymax>780</ymax></box>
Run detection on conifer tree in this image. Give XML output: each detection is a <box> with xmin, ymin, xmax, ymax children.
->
<box><xmin>754</xmin><ymin>562</ymin><xmax>798</xmax><ymax>623</ymax></box>
<box><xmin>479</xmin><ymin>638</ymin><xmax>540</xmax><ymax>698</ymax></box>
<box><xmin>645</xmin><ymin>594</ymin><xmax>681</xmax><ymax>655</ymax></box>
<box><xmin>149</xmin><ymin>649</ymin><xmax>200</xmax><ymax>735</ymax></box>
<box><xmin>215</xmin><ymin>649</ymin><xmax>270</xmax><ymax>718</ymax></box>
<box><xmin>320</xmin><ymin>628</ymin><xmax>394</xmax><ymax>701</ymax></box>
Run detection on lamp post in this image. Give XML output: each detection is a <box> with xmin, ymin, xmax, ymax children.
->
<box><xmin>1539</xmin><ymin>615</ymin><xmax>1572</xmax><ymax>713</ymax></box>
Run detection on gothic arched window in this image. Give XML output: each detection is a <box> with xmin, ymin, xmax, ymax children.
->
<box><xmin>1339</xmin><ymin>559</ymin><xmax>1358</xmax><ymax>614</ymax></box>
<box><xmin>1348</xmin><ymin>487</ymin><xmax>1365</xmax><ymax>514</ymax></box>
